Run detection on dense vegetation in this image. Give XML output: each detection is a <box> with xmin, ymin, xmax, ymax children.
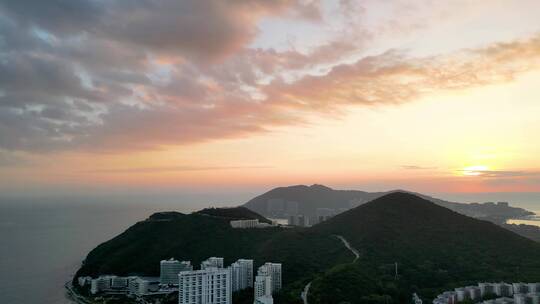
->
<box><xmin>309</xmin><ymin>192</ymin><xmax>540</xmax><ymax>303</ymax></box>
<box><xmin>195</xmin><ymin>206</ymin><xmax>272</xmax><ymax>224</ymax></box>
<box><xmin>76</xmin><ymin>192</ymin><xmax>540</xmax><ymax>304</ymax></box>
<box><xmin>75</xmin><ymin>209</ymin><xmax>351</xmax><ymax>303</ymax></box>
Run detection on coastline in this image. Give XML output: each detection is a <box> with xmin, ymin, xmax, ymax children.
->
<box><xmin>506</xmin><ymin>211</ymin><xmax>540</xmax><ymax>227</ymax></box>
<box><xmin>65</xmin><ymin>281</ymin><xmax>93</xmax><ymax>304</ymax></box>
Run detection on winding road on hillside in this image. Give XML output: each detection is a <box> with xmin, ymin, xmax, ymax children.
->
<box><xmin>301</xmin><ymin>234</ymin><xmax>360</xmax><ymax>304</ymax></box>
<box><xmin>335</xmin><ymin>235</ymin><xmax>360</xmax><ymax>262</ymax></box>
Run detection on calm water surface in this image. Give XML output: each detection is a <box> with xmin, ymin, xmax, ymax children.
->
<box><xmin>0</xmin><ymin>198</ymin><xmax>199</xmax><ymax>304</ymax></box>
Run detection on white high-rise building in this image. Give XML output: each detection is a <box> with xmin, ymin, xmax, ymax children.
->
<box><xmin>160</xmin><ymin>258</ymin><xmax>192</xmax><ymax>285</ymax></box>
<box><xmin>254</xmin><ymin>262</ymin><xmax>282</xmax><ymax>304</ymax></box>
<box><xmin>254</xmin><ymin>274</ymin><xmax>272</xmax><ymax>299</ymax></box>
<box><xmin>229</xmin><ymin>259</ymin><xmax>253</xmax><ymax>292</ymax></box>
<box><xmin>178</xmin><ymin>268</ymin><xmax>231</xmax><ymax>304</ymax></box>
<box><xmin>201</xmin><ymin>257</ymin><xmax>224</xmax><ymax>270</ymax></box>
<box><xmin>257</xmin><ymin>263</ymin><xmax>282</xmax><ymax>293</ymax></box>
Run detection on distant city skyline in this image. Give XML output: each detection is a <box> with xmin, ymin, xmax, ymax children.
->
<box><xmin>1</xmin><ymin>1</ymin><xmax>540</xmax><ymax>195</ymax></box>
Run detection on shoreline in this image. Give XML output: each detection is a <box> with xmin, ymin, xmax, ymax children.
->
<box><xmin>65</xmin><ymin>281</ymin><xmax>93</xmax><ymax>304</ymax></box>
<box><xmin>506</xmin><ymin>211</ymin><xmax>540</xmax><ymax>227</ymax></box>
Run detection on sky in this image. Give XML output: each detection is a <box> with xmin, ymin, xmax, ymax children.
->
<box><xmin>1</xmin><ymin>0</ymin><xmax>540</xmax><ymax>198</ymax></box>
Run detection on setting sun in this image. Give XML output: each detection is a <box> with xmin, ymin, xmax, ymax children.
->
<box><xmin>462</xmin><ymin>166</ymin><xmax>489</xmax><ymax>176</ymax></box>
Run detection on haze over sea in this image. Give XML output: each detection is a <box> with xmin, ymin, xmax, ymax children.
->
<box><xmin>1</xmin><ymin>192</ymin><xmax>538</xmax><ymax>304</ymax></box>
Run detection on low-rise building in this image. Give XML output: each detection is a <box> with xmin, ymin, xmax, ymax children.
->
<box><xmin>230</xmin><ymin>219</ymin><xmax>275</xmax><ymax>229</ymax></box>
<box><xmin>91</xmin><ymin>275</ymin><xmax>115</xmax><ymax>294</ymax></box>
<box><xmin>469</xmin><ymin>286</ymin><xmax>482</xmax><ymax>301</ymax></box>
<box><xmin>455</xmin><ymin>288</ymin><xmax>470</xmax><ymax>302</ymax></box>
<box><xmin>129</xmin><ymin>277</ymin><xmax>160</xmax><ymax>296</ymax></box>
<box><xmin>529</xmin><ymin>283</ymin><xmax>540</xmax><ymax>294</ymax></box>
<box><xmin>480</xmin><ymin>283</ymin><xmax>496</xmax><ymax>297</ymax></box>
<box><xmin>482</xmin><ymin>297</ymin><xmax>513</xmax><ymax>304</ymax></box>
<box><xmin>230</xmin><ymin>219</ymin><xmax>260</xmax><ymax>228</ymax></box>
<box><xmin>201</xmin><ymin>257</ymin><xmax>224</xmax><ymax>270</ymax></box>
<box><xmin>495</xmin><ymin>283</ymin><xmax>514</xmax><ymax>297</ymax></box>
<box><xmin>78</xmin><ymin>276</ymin><xmax>92</xmax><ymax>287</ymax></box>
<box><xmin>111</xmin><ymin>276</ymin><xmax>129</xmax><ymax>289</ymax></box>
<box><xmin>160</xmin><ymin>258</ymin><xmax>193</xmax><ymax>285</ymax></box>
<box><xmin>435</xmin><ymin>282</ymin><xmax>540</xmax><ymax>304</ymax></box>
<box><xmin>513</xmin><ymin>283</ymin><xmax>528</xmax><ymax>295</ymax></box>
<box><xmin>433</xmin><ymin>291</ymin><xmax>457</xmax><ymax>304</ymax></box>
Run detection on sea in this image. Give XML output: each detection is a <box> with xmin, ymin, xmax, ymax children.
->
<box><xmin>0</xmin><ymin>192</ymin><xmax>538</xmax><ymax>304</ymax></box>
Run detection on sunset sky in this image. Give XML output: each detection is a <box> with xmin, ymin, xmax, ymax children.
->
<box><xmin>1</xmin><ymin>0</ymin><xmax>540</xmax><ymax>197</ymax></box>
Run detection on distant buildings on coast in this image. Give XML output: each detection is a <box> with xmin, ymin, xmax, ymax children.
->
<box><xmin>433</xmin><ymin>282</ymin><xmax>540</xmax><ymax>304</ymax></box>
<box><xmin>78</xmin><ymin>257</ymin><xmax>282</xmax><ymax>304</ymax></box>
<box><xmin>287</xmin><ymin>207</ymin><xmax>350</xmax><ymax>227</ymax></box>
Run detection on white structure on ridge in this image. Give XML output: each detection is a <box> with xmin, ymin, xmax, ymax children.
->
<box><xmin>201</xmin><ymin>257</ymin><xmax>224</xmax><ymax>270</ymax></box>
<box><xmin>160</xmin><ymin>258</ymin><xmax>193</xmax><ymax>285</ymax></box>
<box><xmin>178</xmin><ymin>267</ymin><xmax>231</xmax><ymax>304</ymax></box>
<box><xmin>230</xmin><ymin>219</ymin><xmax>273</xmax><ymax>229</ymax></box>
<box><xmin>229</xmin><ymin>259</ymin><xmax>254</xmax><ymax>292</ymax></box>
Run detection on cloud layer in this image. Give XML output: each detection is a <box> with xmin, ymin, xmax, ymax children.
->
<box><xmin>1</xmin><ymin>0</ymin><xmax>539</xmax><ymax>156</ymax></box>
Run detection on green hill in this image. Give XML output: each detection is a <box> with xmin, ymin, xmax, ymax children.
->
<box><xmin>75</xmin><ymin>211</ymin><xmax>350</xmax><ymax>302</ymax></box>
<box><xmin>75</xmin><ymin>192</ymin><xmax>540</xmax><ymax>304</ymax></box>
<box><xmin>309</xmin><ymin>192</ymin><xmax>540</xmax><ymax>303</ymax></box>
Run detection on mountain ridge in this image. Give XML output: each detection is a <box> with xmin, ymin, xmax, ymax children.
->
<box><xmin>243</xmin><ymin>184</ymin><xmax>534</xmax><ymax>222</ymax></box>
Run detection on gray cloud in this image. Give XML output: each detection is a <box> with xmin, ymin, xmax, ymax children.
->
<box><xmin>401</xmin><ymin>165</ymin><xmax>438</xmax><ymax>170</ymax></box>
<box><xmin>0</xmin><ymin>0</ymin><xmax>539</xmax><ymax>156</ymax></box>
<box><xmin>83</xmin><ymin>165</ymin><xmax>272</xmax><ymax>174</ymax></box>
<box><xmin>462</xmin><ymin>170</ymin><xmax>540</xmax><ymax>178</ymax></box>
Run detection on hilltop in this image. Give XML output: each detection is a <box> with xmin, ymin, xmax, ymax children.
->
<box><xmin>195</xmin><ymin>206</ymin><xmax>272</xmax><ymax>224</ymax></box>
<box><xmin>75</xmin><ymin>191</ymin><xmax>540</xmax><ymax>304</ymax></box>
<box><xmin>309</xmin><ymin>192</ymin><xmax>540</xmax><ymax>303</ymax></box>
<box><xmin>243</xmin><ymin>184</ymin><xmax>382</xmax><ymax>217</ymax></box>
